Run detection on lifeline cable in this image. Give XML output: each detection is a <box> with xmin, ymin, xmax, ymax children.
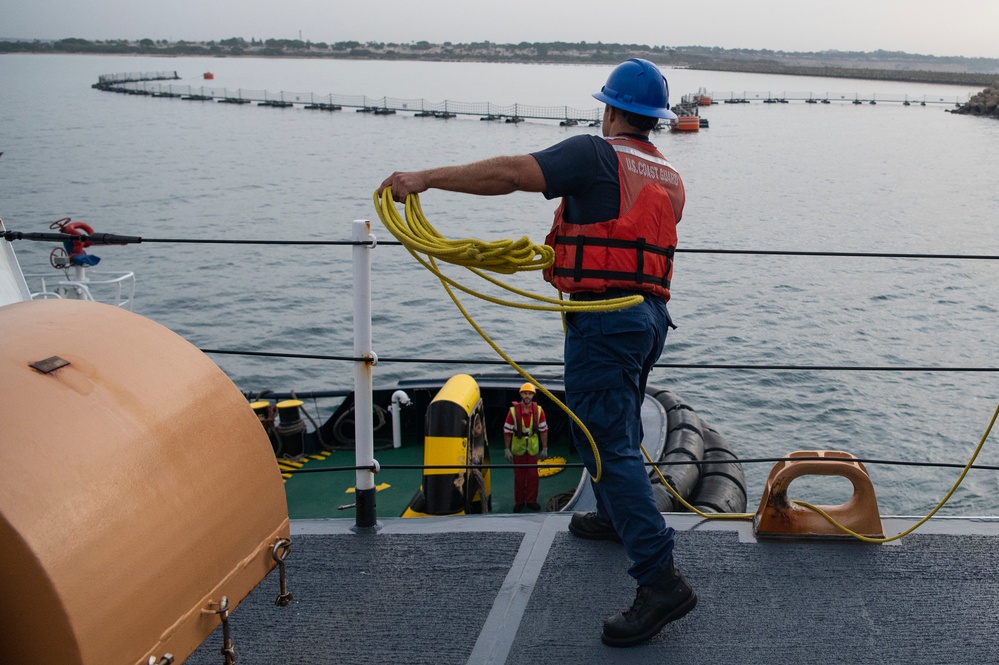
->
<box><xmin>0</xmin><ymin>230</ymin><xmax>368</xmax><ymax>246</ymax></box>
<box><xmin>280</xmin><ymin>455</ymin><xmax>999</xmax><ymax>475</ymax></box>
<box><xmin>6</xmin><ymin>230</ymin><xmax>999</xmax><ymax>260</ymax></box>
<box><xmin>200</xmin><ymin>347</ymin><xmax>999</xmax><ymax>373</ymax></box>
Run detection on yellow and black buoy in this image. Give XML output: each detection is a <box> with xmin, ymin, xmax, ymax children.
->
<box><xmin>403</xmin><ymin>374</ymin><xmax>492</xmax><ymax>517</ymax></box>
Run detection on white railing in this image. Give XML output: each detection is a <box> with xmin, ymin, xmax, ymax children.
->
<box><xmin>24</xmin><ymin>270</ymin><xmax>136</xmax><ymax>310</ymax></box>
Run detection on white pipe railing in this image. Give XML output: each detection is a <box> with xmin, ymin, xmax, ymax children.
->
<box><xmin>352</xmin><ymin>220</ymin><xmax>378</xmax><ymax>529</ymax></box>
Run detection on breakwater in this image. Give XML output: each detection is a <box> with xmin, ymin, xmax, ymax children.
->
<box><xmin>952</xmin><ymin>82</ymin><xmax>999</xmax><ymax>118</ymax></box>
<box><xmin>705</xmin><ymin>90</ymin><xmax>968</xmax><ymax>106</ymax></box>
<box><xmin>691</xmin><ymin>61</ymin><xmax>998</xmax><ymax>88</ymax></box>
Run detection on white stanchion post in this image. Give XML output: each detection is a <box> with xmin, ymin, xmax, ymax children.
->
<box><xmin>352</xmin><ymin>219</ymin><xmax>378</xmax><ymax>529</ymax></box>
<box><xmin>390</xmin><ymin>390</ymin><xmax>410</xmax><ymax>449</ymax></box>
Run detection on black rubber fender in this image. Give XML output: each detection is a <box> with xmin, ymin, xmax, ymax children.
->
<box><xmin>655</xmin><ymin>413</ymin><xmax>704</xmax><ymax>499</ymax></box>
<box><xmin>669</xmin><ymin>407</ymin><xmax>703</xmax><ymax>438</ymax></box>
<box><xmin>689</xmin><ymin>427</ymin><xmax>748</xmax><ymax>513</ymax></box>
<box><xmin>647</xmin><ymin>388</ymin><xmax>703</xmax><ymax>502</ymax></box>
<box><xmin>700</xmin><ymin>427</ymin><xmax>746</xmax><ymax>493</ymax></box>
<box><xmin>646</xmin><ymin>387</ymin><xmax>685</xmax><ymax>414</ymax></box>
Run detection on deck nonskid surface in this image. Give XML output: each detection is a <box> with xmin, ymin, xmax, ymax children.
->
<box><xmin>188</xmin><ymin>514</ymin><xmax>999</xmax><ymax>664</ymax></box>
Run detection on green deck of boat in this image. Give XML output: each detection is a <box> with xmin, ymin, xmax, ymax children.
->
<box><xmin>282</xmin><ymin>440</ymin><xmax>583</xmax><ymax>519</ymax></box>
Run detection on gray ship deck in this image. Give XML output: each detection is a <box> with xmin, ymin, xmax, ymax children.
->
<box><xmin>188</xmin><ymin>513</ymin><xmax>999</xmax><ymax>664</ymax></box>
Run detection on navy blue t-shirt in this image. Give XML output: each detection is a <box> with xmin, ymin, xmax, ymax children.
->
<box><xmin>531</xmin><ymin>133</ymin><xmax>656</xmax><ymax>225</ymax></box>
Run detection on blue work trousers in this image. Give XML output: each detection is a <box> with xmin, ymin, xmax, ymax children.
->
<box><xmin>564</xmin><ymin>293</ymin><xmax>674</xmax><ymax>586</ymax></box>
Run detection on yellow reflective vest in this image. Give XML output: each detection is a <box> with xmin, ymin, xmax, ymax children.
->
<box><xmin>509</xmin><ymin>403</ymin><xmax>541</xmax><ymax>456</ymax></box>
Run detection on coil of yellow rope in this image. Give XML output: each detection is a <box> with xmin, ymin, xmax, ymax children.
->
<box><xmin>375</xmin><ymin>188</ymin><xmax>650</xmax><ymax>483</ymax></box>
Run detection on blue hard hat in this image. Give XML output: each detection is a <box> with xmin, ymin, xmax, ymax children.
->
<box><xmin>592</xmin><ymin>59</ymin><xmax>678</xmax><ymax>120</ymax></box>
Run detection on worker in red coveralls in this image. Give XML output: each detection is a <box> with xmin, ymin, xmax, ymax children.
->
<box><xmin>503</xmin><ymin>382</ymin><xmax>549</xmax><ymax>512</ymax></box>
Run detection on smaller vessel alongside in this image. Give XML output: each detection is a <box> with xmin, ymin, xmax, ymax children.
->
<box><xmin>249</xmin><ymin>373</ymin><xmax>747</xmax><ymax>519</ymax></box>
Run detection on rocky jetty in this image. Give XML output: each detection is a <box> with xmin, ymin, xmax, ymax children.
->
<box><xmin>953</xmin><ymin>82</ymin><xmax>999</xmax><ymax>118</ymax></box>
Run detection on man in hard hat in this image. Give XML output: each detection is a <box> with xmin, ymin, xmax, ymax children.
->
<box><xmin>503</xmin><ymin>382</ymin><xmax>549</xmax><ymax>512</ymax></box>
<box><xmin>379</xmin><ymin>58</ymin><xmax>692</xmax><ymax>647</ymax></box>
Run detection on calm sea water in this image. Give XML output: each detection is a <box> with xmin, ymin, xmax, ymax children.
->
<box><xmin>2</xmin><ymin>54</ymin><xmax>998</xmax><ymax>515</ymax></box>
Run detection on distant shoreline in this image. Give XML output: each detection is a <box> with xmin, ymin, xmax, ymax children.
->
<box><xmin>4</xmin><ymin>44</ymin><xmax>997</xmax><ymax>88</ymax></box>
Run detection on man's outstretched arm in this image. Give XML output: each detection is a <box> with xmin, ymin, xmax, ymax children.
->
<box><xmin>379</xmin><ymin>155</ymin><xmax>546</xmax><ymax>201</ymax></box>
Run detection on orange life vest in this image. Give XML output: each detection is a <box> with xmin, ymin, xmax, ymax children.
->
<box><xmin>542</xmin><ymin>136</ymin><xmax>684</xmax><ymax>301</ymax></box>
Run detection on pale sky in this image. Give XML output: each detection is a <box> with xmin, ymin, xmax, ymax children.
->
<box><xmin>3</xmin><ymin>0</ymin><xmax>998</xmax><ymax>60</ymax></box>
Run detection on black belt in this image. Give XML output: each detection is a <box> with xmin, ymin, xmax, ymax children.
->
<box><xmin>568</xmin><ymin>289</ymin><xmax>642</xmax><ymax>302</ymax></box>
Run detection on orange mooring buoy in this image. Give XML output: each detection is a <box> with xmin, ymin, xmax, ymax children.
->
<box><xmin>672</xmin><ymin>115</ymin><xmax>700</xmax><ymax>132</ymax></box>
<box><xmin>203</xmin><ymin>72</ymin><xmax>214</xmax><ymax>80</ymax></box>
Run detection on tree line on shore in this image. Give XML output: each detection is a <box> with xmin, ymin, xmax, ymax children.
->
<box><xmin>3</xmin><ymin>36</ymin><xmax>998</xmax><ymax>88</ymax></box>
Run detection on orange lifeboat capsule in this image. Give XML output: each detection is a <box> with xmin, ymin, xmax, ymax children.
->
<box><xmin>0</xmin><ymin>299</ymin><xmax>290</xmax><ymax>664</ymax></box>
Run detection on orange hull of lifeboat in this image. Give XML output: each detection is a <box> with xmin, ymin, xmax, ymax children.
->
<box><xmin>0</xmin><ymin>298</ymin><xmax>289</xmax><ymax>665</ymax></box>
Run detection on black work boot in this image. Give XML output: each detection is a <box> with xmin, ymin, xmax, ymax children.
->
<box><xmin>568</xmin><ymin>512</ymin><xmax>622</xmax><ymax>543</ymax></box>
<box><xmin>601</xmin><ymin>559</ymin><xmax>697</xmax><ymax>647</ymax></box>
